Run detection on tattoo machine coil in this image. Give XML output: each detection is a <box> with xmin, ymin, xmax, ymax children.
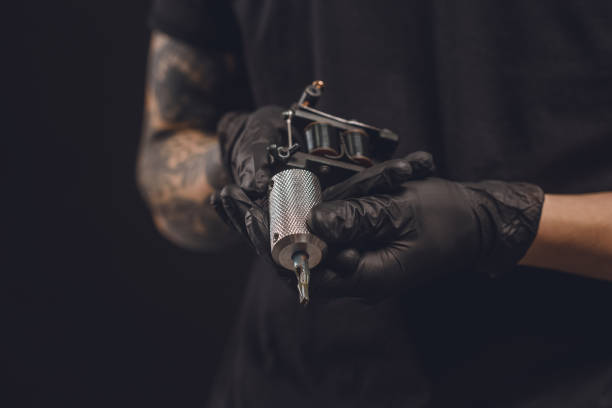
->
<box><xmin>268</xmin><ymin>81</ymin><xmax>398</xmax><ymax>304</ymax></box>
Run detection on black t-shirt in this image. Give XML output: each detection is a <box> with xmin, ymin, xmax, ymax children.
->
<box><xmin>149</xmin><ymin>1</ymin><xmax>612</xmax><ymax>407</ymax></box>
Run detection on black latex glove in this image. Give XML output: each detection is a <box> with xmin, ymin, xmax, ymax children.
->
<box><xmin>211</xmin><ymin>152</ymin><xmax>436</xmax><ymax>284</ymax></box>
<box><xmin>217</xmin><ymin>106</ymin><xmax>288</xmax><ymax>197</ymax></box>
<box><xmin>306</xmin><ymin>169</ymin><xmax>545</xmax><ymax>298</ymax></box>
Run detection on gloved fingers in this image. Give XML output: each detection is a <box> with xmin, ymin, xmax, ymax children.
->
<box><xmin>309</xmin><ymin>267</ymin><xmax>351</xmax><ymax>298</ymax></box>
<box><xmin>216</xmin><ymin>184</ymin><xmax>256</xmax><ymax>237</ymax></box>
<box><xmin>308</xmin><ymin>265</ymin><xmax>384</xmax><ymax>303</ymax></box>
<box><xmin>226</xmin><ymin>105</ymin><xmax>309</xmax><ymax>197</ymax></box>
<box><xmin>244</xmin><ymin>202</ymin><xmax>272</xmax><ymax>258</ymax></box>
<box><xmin>227</xmin><ymin>106</ymin><xmax>283</xmax><ymax>197</ymax></box>
<box><xmin>310</xmin><ymin>248</ymin><xmax>404</xmax><ymax>301</ymax></box>
<box><xmin>404</xmin><ymin>150</ymin><xmax>436</xmax><ymax>177</ymax></box>
<box><xmin>211</xmin><ymin>190</ymin><xmax>232</xmax><ymax>228</ymax></box>
<box><xmin>308</xmin><ymin>194</ymin><xmax>417</xmax><ymax>244</ymax></box>
<box><xmin>357</xmin><ymin>244</ymin><xmax>445</xmax><ymax>289</ymax></box>
<box><xmin>324</xmin><ymin>247</ymin><xmax>361</xmax><ymax>277</ymax></box>
<box><xmin>233</xmin><ymin>142</ymin><xmax>274</xmax><ymax>197</ymax></box>
<box><xmin>353</xmin><ymin>248</ymin><xmax>408</xmax><ymax>290</ymax></box>
<box><xmin>213</xmin><ymin>184</ymin><xmax>276</xmax><ymax>258</ymax></box>
<box><xmin>322</xmin><ymin>151</ymin><xmax>435</xmax><ymax>201</ymax></box>
<box><xmin>309</xmin><ymin>247</ymin><xmax>365</xmax><ymax>298</ymax></box>
<box><xmin>217</xmin><ymin>111</ymin><xmax>249</xmax><ymax>138</ymax></box>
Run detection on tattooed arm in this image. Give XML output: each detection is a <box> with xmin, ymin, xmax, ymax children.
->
<box><xmin>137</xmin><ymin>31</ymin><xmax>251</xmax><ymax>251</ymax></box>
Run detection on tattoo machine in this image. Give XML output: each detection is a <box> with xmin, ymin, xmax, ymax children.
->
<box><xmin>267</xmin><ymin>81</ymin><xmax>399</xmax><ymax>304</ymax></box>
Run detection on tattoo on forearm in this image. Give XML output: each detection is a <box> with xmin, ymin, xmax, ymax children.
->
<box><xmin>140</xmin><ymin>131</ymin><xmax>214</xmax><ymax>203</ymax></box>
<box><xmin>148</xmin><ymin>33</ymin><xmax>220</xmax><ymax>130</ymax></box>
<box><xmin>137</xmin><ymin>31</ymin><xmax>250</xmax><ymax>249</ymax></box>
<box><xmin>139</xmin><ymin>128</ymin><xmax>233</xmax><ymax>249</ymax></box>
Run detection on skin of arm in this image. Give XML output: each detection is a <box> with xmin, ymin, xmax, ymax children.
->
<box><xmin>520</xmin><ymin>192</ymin><xmax>612</xmax><ymax>280</ymax></box>
<box><xmin>137</xmin><ymin>31</ymin><xmax>251</xmax><ymax>251</ymax></box>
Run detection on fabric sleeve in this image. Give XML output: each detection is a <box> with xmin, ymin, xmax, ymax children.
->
<box><xmin>148</xmin><ymin>0</ymin><xmax>242</xmax><ymax>52</ymax></box>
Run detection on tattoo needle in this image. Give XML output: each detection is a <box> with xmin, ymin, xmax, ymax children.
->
<box><xmin>292</xmin><ymin>252</ymin><xmax>310</xmax><ymax>305</ymax></box>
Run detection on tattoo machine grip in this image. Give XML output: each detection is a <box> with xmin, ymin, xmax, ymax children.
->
<box><xmin>268</xmin><ymin>169</ymin><xmax>327</xmax><ymax>303</ymax></box>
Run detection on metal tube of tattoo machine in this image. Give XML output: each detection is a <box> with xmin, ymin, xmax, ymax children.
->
<box><xmin>268</xmin><ymin>168</ymin><xmax>327</xmax><ymax>304</ymax></box>
<box><xmin>267</xmin><ymin>79</ymin><xmax>398</xmax><ymax>304</ymax></box>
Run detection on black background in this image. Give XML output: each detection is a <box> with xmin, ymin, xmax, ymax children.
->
<box><xmin>6</xmin><ymin>2</ymin><xmax>612</xmax><ymax>408</ymax></box>
<box><xmin>6</xmin><ymin>1</ymin><xmax>252</xmax><ymax>406</ymax></box>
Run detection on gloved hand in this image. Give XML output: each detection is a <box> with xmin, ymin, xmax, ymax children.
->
<box><xmin>211</xmin><ymin>152</ymin><xmax>436</xmax><ymax>282</ymax></box>
<box><xmin>306</xmin><ymin>165</ymin><xmax>545</xmax><ymax>298</ymax></box>
<box><xmin>217</xmin><ymin>106</ymin><xmax>288</xmax><ymax>197</ymax></box>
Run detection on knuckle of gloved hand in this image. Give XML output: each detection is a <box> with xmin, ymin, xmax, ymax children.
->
<box><xmin>309</xmin><ymin>203</ymin><xmax>344</xmax><ymax>240</ymax></box>
<box><xmin>408</xmin><ymin>151</ymin><xmax>435</xmax><ymax>175</ymax></box>
<box><xmin>385</xmin><ymin>159</ymin><xmax>414</xmax><ymax>184</ymax></box>
<box><xmin>330</xmin><ymin>248</ymin><xmax>360</xmax><ymax>275</ymax></box>
<box><xmin>393</xmin><ymin>157</ymin><xmax>414</xmax><ymax>173</ymax></box>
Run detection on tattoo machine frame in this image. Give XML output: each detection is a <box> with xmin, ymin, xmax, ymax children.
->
<box><xmin>267</xmin><ymin>81</ymin><xmax>398</xmax><ymax>304</ymax></box>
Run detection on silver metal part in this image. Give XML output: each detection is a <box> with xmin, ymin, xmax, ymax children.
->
<box><xmin>269</xmin><ymin>169</ymin><xmax>327</xmax><ymax>272</ymax></box>
<box><xmin>292</xmin><ymin>252</ymin><xmax>310</xmax><ymax>305</ymax></box>
<box><xmin>285</xmin><ymin>109</ymin><xmax>294</xmax><ymax>147</ymax></box>
<box><xmin>298</xmin><ymin>104</ymin><xmax>382</xmax><ymax>133</ymax></box>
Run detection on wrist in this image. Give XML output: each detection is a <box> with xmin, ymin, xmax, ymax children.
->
<box><xmin>463</xmin><ymin>180</ymin><xmax>545</xmax><ymax>277</ymax></box>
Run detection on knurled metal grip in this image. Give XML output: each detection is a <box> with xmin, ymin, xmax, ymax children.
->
<box><xmin>269</xmin><ymin>169</ymin><xmax>327</xmax><ymax>271</ymax></box>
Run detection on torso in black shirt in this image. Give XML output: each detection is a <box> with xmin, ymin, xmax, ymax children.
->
<box><xmin>150</xmin><ymin>1</ymin><xmax>612</xmax><ymax>406</ymax></box>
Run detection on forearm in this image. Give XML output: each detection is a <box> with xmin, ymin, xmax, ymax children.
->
<box><xmin>138</xmin><ymin>130</ymin><xmax>235</xmax><ymax>250</ymax></box>
<box><xmin>519</xmin><ymin>192</ymin><xmax>612</xmax><ymax>280</ymax></box>
<box><xmin>137</xmin><ymin>31</ymin><xmax>251</xmax><ymax>250</ymax></box>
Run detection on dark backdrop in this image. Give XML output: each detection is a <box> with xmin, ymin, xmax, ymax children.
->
<box><xmin>6</xmin><ymin>1</ymin><xmax>252</xmax><ymax>407</ymax></box>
